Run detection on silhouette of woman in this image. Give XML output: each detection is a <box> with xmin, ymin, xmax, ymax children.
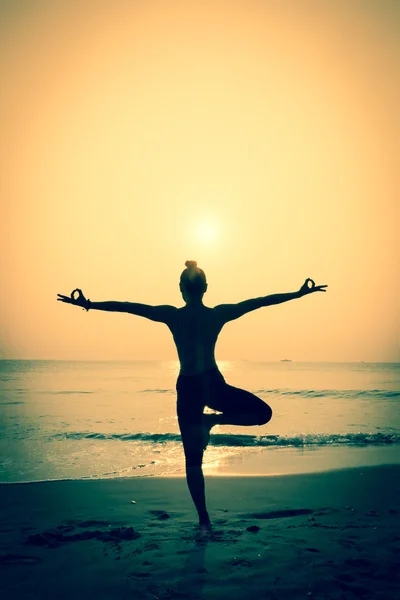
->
<box><xmin>57</xmin><ymin>261</ymin><xmax>327</xmax><ymax>532</ymax></box>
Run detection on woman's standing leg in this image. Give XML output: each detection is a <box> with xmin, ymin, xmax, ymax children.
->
<box><xmin>177</xmin><ymin>376</ymin><xmax>211</xmax><ymax>530</ymax></box>
<box><xmin>180</xmin><ymin>425</ymin><xmax>211</xmax><ymax>529</ymax></box>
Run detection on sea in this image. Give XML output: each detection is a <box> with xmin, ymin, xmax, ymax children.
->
<box><xmin>0</xmin><ymin>360</ymin><xmax>399</xmax><ymax>484</ymax></box>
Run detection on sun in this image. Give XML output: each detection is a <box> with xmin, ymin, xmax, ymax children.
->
<box><xmin>194</xmin><ymin>219</ymin><xmax>219</xmax><ymax>244</ymax></box>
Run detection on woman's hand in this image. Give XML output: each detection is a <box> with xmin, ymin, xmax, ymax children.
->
<box><xmin>57</xmin><ymin>288</ymin><xmax>90</xmax><ymax>310</ymax></box>
<box><xmin>299</xmin><ymin>278</ymin><xmax>328</xmax><ymax>296</ymax></box>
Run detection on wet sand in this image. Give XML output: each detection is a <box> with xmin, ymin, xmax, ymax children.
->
<box><xmin>1</xmin><ymin>464</ymin><xmax>399</xmax><ymax>599</ymax></box>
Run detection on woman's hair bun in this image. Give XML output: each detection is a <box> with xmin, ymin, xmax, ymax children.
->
<box><xmin>185</xmin><ymin>260</ymin><xmax>197</xmax><ymax>269</ymax></box>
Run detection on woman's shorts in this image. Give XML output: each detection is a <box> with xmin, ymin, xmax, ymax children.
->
<box><xmin>176</xmin><ymin>367</ymin><xmax>271</xmax><ymax>428</ymax></box>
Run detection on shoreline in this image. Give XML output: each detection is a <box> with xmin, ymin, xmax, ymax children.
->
<box><xmin>2</xmin><ymin>442</ymin><xmax>400</xmax><ymax>486</ymax></box>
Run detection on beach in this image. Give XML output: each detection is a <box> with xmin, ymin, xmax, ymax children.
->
<box><xmin>1</xmin><ymin>464</ymin><xmax>400</xmax><ymax>600</ymax></box>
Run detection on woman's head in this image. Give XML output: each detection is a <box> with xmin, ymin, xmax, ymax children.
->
<box><xmin>179</xmin><ymin>260</ymin><xmax>207</xmax><ymax>300</ymax></box>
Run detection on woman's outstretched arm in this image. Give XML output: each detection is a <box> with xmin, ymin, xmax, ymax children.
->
<box><xmin>214</xmin><ymin>278</ymin><xmax>328</xmax><ymax>324</ymax></box>
<box><xmin>90</xmin><ymin>301</ymin><xmax>177</xmax><ymax>323</ymax></box>
<box><xmin>57</xmin><ymin>289</ymin><xmax>177</xmax><ymax>323</ymax></box>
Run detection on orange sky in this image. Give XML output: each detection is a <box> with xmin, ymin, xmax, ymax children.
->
<box><xmin>0</xmin><ymin>0</ymin><xmax>399</xmax><ymax>362</ymax></box>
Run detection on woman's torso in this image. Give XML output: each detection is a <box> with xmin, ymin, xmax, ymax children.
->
<box><xmin>167</xmin><ymin>305</ymin><xmax>224</xmax><ymax>376</ymax></box>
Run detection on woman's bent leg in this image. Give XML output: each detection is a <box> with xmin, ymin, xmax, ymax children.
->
<box><xmin>207</xmin><ymin>380</ymin><xmax>273</xmax><ymax>427</ymax></box>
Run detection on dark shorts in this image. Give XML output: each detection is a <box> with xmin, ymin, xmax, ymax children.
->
<box><xmin>176</xmin><ymin>368</ymin><xmax>272</xmax><ymax>465</ymax></box>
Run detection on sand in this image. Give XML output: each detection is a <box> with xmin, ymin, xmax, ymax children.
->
<box><xmin>1</xmin><ymin>464</ymin><xmax>400</xmax><ymax>600</ymax></box>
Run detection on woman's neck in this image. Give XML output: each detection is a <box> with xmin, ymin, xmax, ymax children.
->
<box><xmin>185</xmin><ymin>298</ymin><xmax>204</xmax><ymax>308</ymax></box>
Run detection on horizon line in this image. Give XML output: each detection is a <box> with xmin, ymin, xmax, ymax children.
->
<box><xmin>0</xmin><ymin>358</ymin><xmax>399</xmax><ymax>364</ymax></box>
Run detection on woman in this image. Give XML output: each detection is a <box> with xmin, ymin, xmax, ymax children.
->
<box><xmin>57</xmin><ymin>260</ymin><xmax>327</xmax><ymax>532</ymax></box>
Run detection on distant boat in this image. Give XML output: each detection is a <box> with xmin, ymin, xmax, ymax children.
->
<box><xmin>280</xmin><ymin>359</ymin><xmax>292</xmax><ymax>362</ymax></box>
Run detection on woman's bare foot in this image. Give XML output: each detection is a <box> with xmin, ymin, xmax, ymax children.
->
<box><xmin>198</xmin><ymin>513</ymin><xmax>212</xmax><ymax>537</ymax></box>
<box><xmin>198</xmin><ymin>521</ymin><xmax>212</xmax><ymax>536</ymax></box>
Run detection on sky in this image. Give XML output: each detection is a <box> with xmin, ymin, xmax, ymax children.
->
<box><xmin>0</xmin><ymin>0</ymin><xmax>399</xmax><ymax>362</ymax></box>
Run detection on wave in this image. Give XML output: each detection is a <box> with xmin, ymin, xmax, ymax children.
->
<box><xmin>3</xmin><ymin>387</ymin><xmax>397</xmax><ymax>400</ymax></box>
<box><xmin>136</xmin><ymin>388</ymin><xmax>400</xmax><ymax>400</ymax></box>
<box><xmin>0</xmin><ymin>462</ymin><xmax>158</xmax><ymax>485</ymax></box>
<box><xmin>255</xmin><ymin>389</ymin><xmax>400</xmax><ymax>399</ymax></box>
<box><xmin>139</xmin><ymin>389</ymin><xmax>173</xmax><ymax>394</ymax></box>
<box><xmin>0</xmin><ymin>401</ymin><xmax>25</xmax><ymax>405</ymax></box>
<box><xmin>44</xmin><ymin>390</ymin><xmax>94</xmax><ymax>395</ymax></box>
<box><xmin>52</xmin><ymin>431</ymin><xmax>400</xmax><ymax>447</ymax></box>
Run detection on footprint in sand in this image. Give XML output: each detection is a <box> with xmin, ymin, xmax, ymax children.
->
<box><xmin>77</xmin><ymin>520</ymin><xmax>111</xmax><ymax>527</ymax></box>
<box><xmin>0</xmin><ymin>554</ymin><xmax>42</xmax><ymax>565</ymax></box>
<box><xmin>338</xmin><ymin>539</ymin><xmax>357</xmax><ymax>549</ymax></box>
<box><xmin>336</xmin><ymin>573</ymin><xmax>355</xmax><ymax>583</ymax></box>
<box><xmin>246</xmin><ymin>525</ymin><xmax>260</xmax><ymax>533</ymax></box>
<box><xmin>214</xmin><ymin>518</ymin><xmax>228</xmax><ymax>525</ymax></box>
<box><xmin>244</xmin><ymin>509</ymin><xmax>314</xmax><ymax>520</ymax></box>
<box><xmin>144</xmin><ymin>542</ymin><xmax>160</xmax><ymax>551</ymax></box>
<box><xmin>344</xmin><ymin>558</ymin><xmax>375</xmax><ymax>571</ymax></box>
<box><xmin>128</xmin><ymin>571</ymin><xmax>152</xmax><ymax>579</ymax></box>
<box><xmin>230</xmin><ymin>558</ymin><xmax>253</xmax><ymax>568</ymax></box>
<box><xmin>338</xmin><ymin>581</ymin><xmax>370</xmax><ymax>597</ymax></box>
<box><xmin>149</xmin><ymin>510</ymin><xmax>170</xmax><ymax>520</ymax></box>
<box><xmin>27</xmin><ymin>526</ymin><xmax>140</xmax><ymax>547</ymax></box>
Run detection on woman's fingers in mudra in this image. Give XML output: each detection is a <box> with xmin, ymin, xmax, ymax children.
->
<box><xmin>57</xmin><ymin>289</ymin><xmax>86</xmax><ymax>305</ymax></box>
<box><xmin>305</xmin><ymin>278</ymin><xmax>315</xmax><ymax>289</ymax></box>
<box><xmin>300</xmin><ymin>278</ymin><xmax>315</xmax><ymax>293</ymax></box>
<box><xmin>306</xmin><ymin>282</ymin><xmax>328</xmax><ymax>293</ymax></box>
<box><xmin>301</xmin><ymin>279</ymin><xmax>328</xmax><ymax>294</ymax></box>
<box><xmin>71</xmin><ymin>288</ymin><xmax>85</xmax><ymax>301</ymax></box>
<box><xmin>57</xmin><ymin>294</ymin><xmax>73</xmax><ymax>303</ymax></box>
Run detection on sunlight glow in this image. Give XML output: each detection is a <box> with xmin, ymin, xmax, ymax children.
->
<box><xmin>194</xmin><ymin>220</ymin><xmax>219</xmax><ymax>245</ymax></box>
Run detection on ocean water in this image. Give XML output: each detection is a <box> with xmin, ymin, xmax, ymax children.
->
<box><xmin>0</xmin><ymin>360</ymin><xmax>399</xmax><ymax>483</ymax></box>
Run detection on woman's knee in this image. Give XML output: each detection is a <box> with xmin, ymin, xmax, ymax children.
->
<box><xmin>257</xmin><ymin>403</ymin><xmax>273</xmax><ymax>425</ymax></box>
<box><xmin>181</xmin><ymin>427</ymin><xmax>204</xmax><ymax>467</ymax></box>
